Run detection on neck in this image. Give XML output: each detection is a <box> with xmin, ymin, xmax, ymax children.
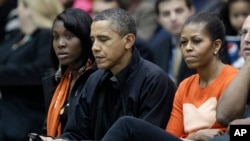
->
<box><xmin>20</xmin><ymin>21</ymin><xmax>37</xmax><ymax>35</ymax></box>
<box><xmin>70</xmin><ymin>65</ymin><xmax>85</xmax><ymax>77</ymax></box>
<box><xmin>198</xmin><ymin>60</ymin><xmax>225</xmax><ymax>87</ymax></box>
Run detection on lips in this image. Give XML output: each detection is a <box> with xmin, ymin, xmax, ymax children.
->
<box><xmin>57</xmin><ymin>52</ymin><xmax>68</xmax><ymax>59</ymax></box>
<box><xmin>94</xmin><ymin>55</ymin><xmax>105</xmax><ymax>63</ymax></box>
<box><xmin>184</xmin><ymin>56</ymin><xmax>196</xmax><ymax>62</ymax></box>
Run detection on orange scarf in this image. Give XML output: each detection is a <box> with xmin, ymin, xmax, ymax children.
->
<box><xmin>47</xmin><ymin>69</ymin><xmax>71</xmax><ymax>136</ymax></box>
<box><xmin>47</xmin><ymin>60</ymin><xmax>93</xmax><ymax>137</ymax></box>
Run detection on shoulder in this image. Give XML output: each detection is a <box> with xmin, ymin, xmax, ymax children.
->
<box><xmin>223</xmin><ymin>65</ymin><xmax>239</xmax><ymax>74</ymax></box>
<box><xmin>178</xmin><ymin>74</ymin><xmax>198</xmax><ymax>88</ymax></box>
<box><xmin>140</xmin><ymin>59</ymin><xmax>166</xmax><ymax>75</ymax></box>
<box><xmin>217</xmin><ymin>65</ymin><xmax>239</xmax><ymax>85</ymax></box>
<box><xmin>137</xmin><ymin>59</ymin><xmax>174</xmax><ymax>84</ymax></box>
<box><xmin>34</xmin><ymin>28</ymin><xmax>51</xmax><ymax>36</ymax></box>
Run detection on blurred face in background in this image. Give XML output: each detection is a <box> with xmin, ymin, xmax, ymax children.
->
<box><xmin>17</xmin><ymin>0</ymin><xmax>29</xmax><ymax>22</ymax></box>
<box><xmin>17</xmin><ymin>0</ymin><xmax>36</xmax><ymax>34</ymax></box>
<box><xmin>157</xmin><ymin>0</ymin><xmax>194</xmax><ymax>38</ymax></box>
<box><xmin>92</xmin><ymin>0</ymin><xmax>119</xmax><ymax>17</ymax></box>
<box><xmin>229</xmin><ymin>0</ymin><xmax>250</xmax><ymax>32</ymax></box>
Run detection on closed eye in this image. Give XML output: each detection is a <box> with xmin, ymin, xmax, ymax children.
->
<box><xmin>180</xmin><ymin>40</ymin><xmax>187</xmax><ymax>46</ymax></box>
<box><xmin>192</xmin><ymin>39</ymin><xmax>201</xmax><ymax>44</ymax></box>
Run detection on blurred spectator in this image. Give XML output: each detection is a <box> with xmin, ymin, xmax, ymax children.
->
<box><xmin>126</xmin><ymin>0</ymin><xmax>158</xmax><ymax>42</ymax></box>
<box><xmin>193</xmin><ymin>0</ymin><xmax>224</xmax><ymax>14</ymax></box>
<box><xmin>59</xmin><ymin>0</ymin><xmax>93</xmax><ymax>16</ymax></box>
<box><xmin>220</xmin><ymin>0</ymin><xmax>250</xmax><ymax>68</ymax></box>
<box><xmin>91</xmin><ymin>0</ymin><xmax>120</xmax><ymax>17</ymax></box>
<box><xmin>150</xmin><ymin>0</ymin><xmax>225</xmax><ymax>47</ymax></box>
<box><xmin>0</xmin><ymin>0</ymin><xmax>19</xmax><ymax>43</ymax></box>
<box><xmin>0</xmin><ymin>0</ymin><xmax>63</xmax><ymax>141</ymax></box>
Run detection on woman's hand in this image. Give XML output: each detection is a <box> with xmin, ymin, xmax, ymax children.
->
<box><xmin>40</xmin><ymin>136</ymin><xmax>66</xmax><ymax>141</ymax></box>
<box><xmin>185</xmin><ymin>129</ymin><xmax>224</xmax><ymax>141</ymax></box>
<box><xmin>29</xmin><ymin>134</ymin><xmax>66</xmax><ymax>141</ymax></box>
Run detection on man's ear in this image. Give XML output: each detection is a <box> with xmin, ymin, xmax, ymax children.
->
<box><xmin>124</xmin><ymin>33</ymin><xmax>136</xmax><ymax>49</ymax></box>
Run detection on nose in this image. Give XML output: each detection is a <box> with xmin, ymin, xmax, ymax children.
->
<box><xmin>92</xmin><ymin>40</ymin><xmax>101</xmax><ymax>52</ymax></box>
<box><xmin>58</xmin><ymin>37</ymin><xmax>66</xmax><ymax>48</ymax></box>
<box><xmin>243</xmin><ymin>32</ymin><xmax>250</xmax><ymax>43</ymax></box>
<box><xmin>184</xmin><ymin>41</ymin><xmax>193</xmax><ymax>51</ymax></box>
<box><xmin>170</xmin><ymin>12</ymin><xmax>177</xmax><ymax>21</ymax></box>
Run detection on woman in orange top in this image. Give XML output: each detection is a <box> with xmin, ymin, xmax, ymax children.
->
<box><xmin>100</xmin><ymin>12</ymin><xmax>239</xmax><ymax>141</ymax></box>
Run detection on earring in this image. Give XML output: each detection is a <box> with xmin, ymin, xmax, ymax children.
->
<box><xmin>213</xmin><ymin>52</ymin><xmax>217</xmax><ymax>55</ymax></box>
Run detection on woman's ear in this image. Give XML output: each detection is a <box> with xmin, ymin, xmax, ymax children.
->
<box><xmin>124</xmin><ymin>33</ymin><xmax>135</xmax><ymax>49</ymax></box>
<box><xmin>213</xmin><ymin>39</ymin><xmax>222</xmax><ymax>55</ymax></box>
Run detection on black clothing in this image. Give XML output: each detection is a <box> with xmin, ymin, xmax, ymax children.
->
<box><xmin>135</xmin><ymin>37</ymin><xmax>154</xmax><ymax>63</ymax></box>
<box><xmin>0</xmin><ymin>29</ymin><xmax>51</xmax><ymax>141</ymax></box>
<box><xmin>101</xmin><ymin>116</ymin><xmax>182</xmax><ymax>141</ymax></box>
<box><xmin>42</xmin><ymin>68</ymin><xmax>96</xmax><ymax>133</ymax></box>
<box><xmin>60</xmin><ymin>48</ymin><xmax>176</xmax><ymax>140</ymax></box>
<box><xmin>206</xmin><ymin>134</ymin><xmax>229</xmax><ymax>141</ymax></box>
<box><xmin>0</xmin><ymin>29</ymin><xmax>51</xmax><ymax>76</ymax></box>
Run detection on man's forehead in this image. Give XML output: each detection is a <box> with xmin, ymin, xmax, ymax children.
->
<box><xmin>90</xmin><ymin>21</ymin><xmax>117</xmax><ymax>36</ymax></box>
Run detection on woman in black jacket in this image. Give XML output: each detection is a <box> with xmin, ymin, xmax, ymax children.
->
<box><xmin>42</xmin><ymin>8</ymin><xmax>96</xmax><ymax>137</ymax></box>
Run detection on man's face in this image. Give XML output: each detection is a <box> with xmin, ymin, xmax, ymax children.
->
<box><xmin>157</xmin><ymin>0</ymin><xmax>194</xmax><ymax>38</ymax></box>
<box><xmin>90</xmin><ymin>20</ymin><xmax>130</xmax><ymax>74</ymax></box>
<box><xmin>240</xmin><ymin>15</ymin><xmax>250</xmax><ymax>60</ymax></box>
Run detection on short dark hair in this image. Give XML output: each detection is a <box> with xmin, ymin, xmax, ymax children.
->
<box><xmin>50</xmin><ymin>8</ymin><xmax>94</xmax><ymax>71</ymax></box>
<box><xmin>155</xmin><ymin>0</ymin><xmax>193</xmax><ymax>15</ymax></box>
<box><xmin>93</xmin><ymin>8</ymin><xmax>137</xmax><ymax>37</ymax></box>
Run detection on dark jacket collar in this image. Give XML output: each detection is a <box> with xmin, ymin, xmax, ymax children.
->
<box><xmin>102</xmin><ymin>48</ymin><xmax>142</xmax><ymax>86</ymax></box>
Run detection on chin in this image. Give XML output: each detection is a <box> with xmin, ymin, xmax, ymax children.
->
<box><xmin>96</xmin><ymin>64</ymin><xmax>107</xmax><ymax>70</ymax></box>
<box><xmin>186</xmin><ymin>64</ymin><xmax>196</xmax><ymax>69</ymax></box>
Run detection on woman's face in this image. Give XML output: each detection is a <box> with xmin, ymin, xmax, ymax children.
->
<box><xmin>180</xmin><ymin>23</ymin><xmax>218</xmax><ymax>69</ymax></box>
<box><xmin>229</xmin><ymin>1</ymin><xmax>250</xmax><ymax>32</ymax></box>
<box><xmin>52</xmin><ymin>20</ymin><xmax>83</xmax><ymax>69</ymax></box>
<box><xmin>17</xmin><ymin>0</ymin><xmax>30</xmax><ymax>26</ymax></box>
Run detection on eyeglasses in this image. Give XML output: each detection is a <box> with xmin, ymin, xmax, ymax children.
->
<box><xmin>239</xmin><ymin>30</ymin><xmax>250</xmax><ymax>37</ymax></box>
